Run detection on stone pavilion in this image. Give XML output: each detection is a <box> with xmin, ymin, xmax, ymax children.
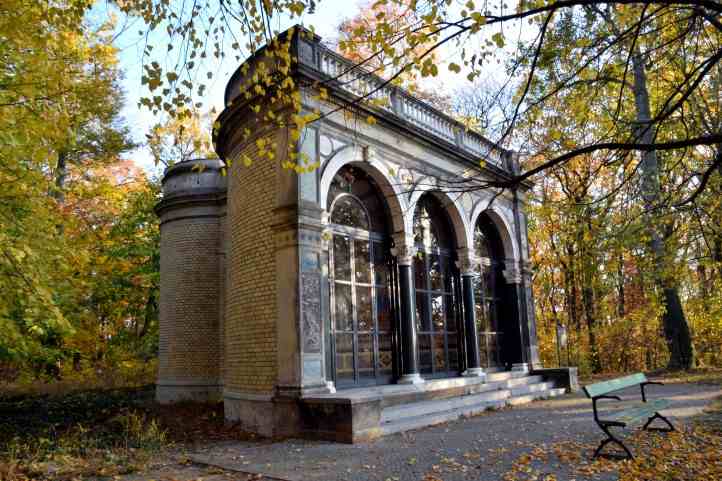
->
<box><xmin>155</xmin><ymin>26</ymin><xmax>576</xmax><ymax>442</ymax></box>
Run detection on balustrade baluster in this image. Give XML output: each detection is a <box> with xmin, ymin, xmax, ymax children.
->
<box><xmin>317</xmin><ymin>48</ymin><xmax>503</xmax><ymax>169</ymax></box>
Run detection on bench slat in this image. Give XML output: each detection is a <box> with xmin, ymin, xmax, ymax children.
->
<box><xmin>602</xmin><ymin>399</ymin><xmax>671</xmax><ymax>425</ymax></box>
<box><xmin>584</xmin><ymin>373</ymin><xmax>648</xmax><ymax>398</ymax></box>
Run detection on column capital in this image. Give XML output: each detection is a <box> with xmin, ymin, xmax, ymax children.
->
<box><xmin>391</xmin><ymin>233</ymin><xmax>417</xmax><ymax>266</ymax></box>
<box><xmin>320</xmin><ymin>228</ymin><xmax>332</xmax><ymax>251</ymax></box>
<box><xmin>319</xmin><ymin>211</ymin><xmax>331</xmax><ymax>251</ymax></box>
<box><xmin>456</xmin><ymin>248</ymin><xmax>478</xmax><ymax>276</ymax></box>
<box><xmin>503</xmin><ymin>264</ymin><xmax>523</xmax><ymax>284</ymax></box>
<box><xmin>522</xmin><ymin>261</ymin><xmax>533</xmax><ymax>277</ymax></box>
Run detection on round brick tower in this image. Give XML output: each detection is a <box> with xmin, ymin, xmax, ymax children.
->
<box><xmin>155</xmin><ymin>158</ymin><xmax>227</xmax><ymax>402</ymax></box>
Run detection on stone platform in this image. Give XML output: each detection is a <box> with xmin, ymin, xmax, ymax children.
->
<box><xmin>299</xmin><ymin>371</ymin><xmax>568</xmax><ymax>442</ymax></box>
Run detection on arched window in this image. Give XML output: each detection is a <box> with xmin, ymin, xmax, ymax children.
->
<box><xmin>330</xmin><ymin>194</ymin><xmax>369</xmax><ymax>230</ymax></box>
<box><xmin>327</xmin><ymin>166</ymin><xmax>393</xmax><ymax>388</ymax></box>
<box><xmin>473</xmin><ymin>213</ymin><xmax>505</xmax><ymax>368</ymax></box>
<box><xmin>412</xmin><ymin>195</ymin><xmax>461</xmax><ymax>377</ymax></box>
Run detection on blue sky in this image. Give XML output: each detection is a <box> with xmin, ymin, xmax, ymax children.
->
<box><xmin>90</xmin><ymin>1</ymin><xmax>368</xmax><ymax>175</ymax></box>
<box><xmin>89</xmin><ymin>1</ymin><xmax>521</xmax><ymax>175</ymax></box>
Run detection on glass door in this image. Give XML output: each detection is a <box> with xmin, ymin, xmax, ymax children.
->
<box><xmin>330</xmin><ymin>232</ymin><xmax>393</xmax><ymax>387</ymax></box>
<box><xmin>413</xmin><ymin>250</ymin><xmax>462</xmax><ymax>377</ymax></box>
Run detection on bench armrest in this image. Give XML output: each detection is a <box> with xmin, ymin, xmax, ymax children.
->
<box><xmin>592</xmin><ymin>395</ymin><xmax>622</xmax><ymax>423</ymax></box>
<box><xmin>640</xmin><ymin>381</ymin><xmax>664</xmax><ymax>402</ymax></box>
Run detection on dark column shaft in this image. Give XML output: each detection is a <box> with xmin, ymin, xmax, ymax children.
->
<box><xmin>462</xmin><ymin>274</ymin><xmax>481</xmax><ymax>370</ymax></box>
<box><xmin>398</xmin><ymin>264</ymin><xmax>419</xmax><ymax>377</ymax></box>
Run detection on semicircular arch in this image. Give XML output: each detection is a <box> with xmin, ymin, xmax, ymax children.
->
<box><xmin>470</xmin><ymin>200</ymin><xmax>518</xmax><ymax>261</ymax></box>
<box><xmin>320</xmin><ymin>146</ymin><xmax>407</xmax><ymax>235</ymax></box>
<box><xmin>408</xmin><ymin>181</ymin><xmax>472</xmax><ymax>250</ymax></box>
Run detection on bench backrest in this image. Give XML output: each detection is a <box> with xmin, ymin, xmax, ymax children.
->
<box><xmin>583</xmin><ymin>372</ymin><xmax>648</xmax><ymax>398</ymax></box>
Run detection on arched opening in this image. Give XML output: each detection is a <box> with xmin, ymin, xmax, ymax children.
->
<box><xmin>412</xmin><ymin>194</ymin><xmax>462</xmax><ymax>378</ymax></box>
<box><xmin>474</xmin><ymin>213</ymin><xmax>506</xmax><ymax>369</ymax></box>
<box><xmin>474</xmin><ymin>211</ymin><xmax>526</xmax><ymax>369</ymax></box>
<box><xmin>327</xmin><ymin>165</ymin><xmax>395</xmax><ymax>387</ymax></box>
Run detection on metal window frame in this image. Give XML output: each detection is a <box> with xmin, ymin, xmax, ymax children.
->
<box><xmin>413</xmin><ymin>245</ymin><xmax>463</xmax><ymax>377</ymax></box>
<box><xmin>328</xmin><ymin>222</ymin><xmax>392</xmax><ymax>388</ymax></box>
<box><xmin>474</xmin><ymin>234</ymin><xmax>505</xmax><ymax>368</ymax></box>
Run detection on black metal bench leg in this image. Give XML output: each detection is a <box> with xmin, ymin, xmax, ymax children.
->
<box><xmin>593</xmin><ymin>424</ymin><xmax>633</xmax><ymax>460</ymax></box>
<box><xmin>643</xmin><ymin>413</ymin><xmax>675</xmax><ymax>432</ymax></box>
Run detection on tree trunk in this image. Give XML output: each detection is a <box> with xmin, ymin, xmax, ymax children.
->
<box><xmin>617</xmin><ymin>252</ymin><xmax>626</xmax><ymax>318</ymax></box>
<box><xmin>139</xmin><ymin>289</ymin><xmax>157</xmax><ymax>340</ymax></box>
<box><xmin>711</xmin><ymin>146</ymin><xmax>722</xmax><ymax>281</ymax></box>
<box><xmin>580</xmin><ymin>210</ymin><xmax>600</xmax><ymax>372</ymax></box>
<box><xmin>54</xmin><ymin>150</ymin><xmax>67</xmax><ymax>203</ymax></box>
<box><xmin>713</xmin><ymin>189</ymin><xmax>722</xmax><ymax>282</ymax></box>
<box><xmin>564</xmin><ymin>242</ymin><xmax>580</xmax><ymax>331</ymax></box>
<box><xmin>632</xmin><ymin>51</ymin><xmax>694</xmax><ymax>370</ymax></box>
<box><xmin>582</xmin><ymin>283</ymin><xmax>599</xmax><ymax>371</ymax></box>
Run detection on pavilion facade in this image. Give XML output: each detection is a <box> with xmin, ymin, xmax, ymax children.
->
<box><xmin>154</xmin><ymin>27</ymin><xmax>567</xmax><ymax>441</ymax></box>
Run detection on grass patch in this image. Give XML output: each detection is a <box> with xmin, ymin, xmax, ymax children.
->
<box><xmin>651</xmin><ymin>367</ymin><xmax>722</xmax><ymax>386</ymax></box>
<box><xmin>0</xmin><ymin>387</ymin><xmax>162</xmax><ymax>480</ymax></box>
<box><xmin>0</xmin><ymin>385</ymin><xmax>260</xmax><ymax>480</ymax></box>
<box><xmin>578</xmin><ymin>367</ymin><xmax>722</xmax><ymax>386</ymax></box>
<box><xmin>0</xmin><ymin>359</ymin><xmax>158</xmax><ymax>400</ymax></box>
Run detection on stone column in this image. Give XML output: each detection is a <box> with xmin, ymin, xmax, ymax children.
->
<box><xmin>457</xmin><ymin>249</ymin><xmax>485</xmax><ymax>379</ymax></box>
<box><xmin>392</xmin><ymin>235</ymin><xmax>424</xmax><ymax>385</ymax></box>
<box><xmin>503</xmin><ymin>264</ymin><xmax>529</xmax><ymax>372</ymax></box>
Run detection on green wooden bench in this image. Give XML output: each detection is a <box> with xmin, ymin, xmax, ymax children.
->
<box><xmin>583</xmin><ymin>373</ymin><xmax>674</xmax><ymax>459</ymax></box>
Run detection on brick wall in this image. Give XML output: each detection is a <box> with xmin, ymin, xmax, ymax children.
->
<box><xmin>224</xmin><ymin>130</ymin><xmax>281</xmax><ymax>394</ymax></box>
<box><xmin>218</xmin><ymin>210</ymin><xmax>227</xmax><ymax>387</ymax></box>
<box><xmin>158</xmin><ymin>216</ymin><xmax>222</xmax><ymax>385</ymax></box>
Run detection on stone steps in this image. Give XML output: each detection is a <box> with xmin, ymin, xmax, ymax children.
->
<box><xmin>486</xmin><ymin>370</ymin><xmax>527</xmax><ymax>382</ymax></box>
<box><xmin>505</xmin><ymin>374</ymin><xmax>545</xmax><ymax>388</ymax></box>
<box><xmin>507</xmin><ymin>388</ymin><xmax>565</xmax><ymax>406</ymax></box>
<box><xmin>379</xmin><ymin>373</ymin><xmax>544</xmax><ymax>409</ymax></box>
<box><xmin>300</xmin><ymin>372</ymin><xmax>570</xmax><ymax>442</ymax></box>
<box><xmin>510</xmin><ymin>380</ymin><xmax>554</xmax><ymax>396</ymax></box>
<box><xmin>379</xmin><ymin>381</ymin><xmax>566</xmax><ymax>436</ymax></box>
<box><xmin>380</xmin><ymin>388</ymin><xmax>512</xmax><ymax>423</ymax></box>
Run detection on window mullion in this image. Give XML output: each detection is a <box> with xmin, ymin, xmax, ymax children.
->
<box><xmin>369</xmin><ymin>240</ymin><xmax>379</xmax><ymax>380</ymax></box>
<box><xmin>443</xmin><ymin>255</ymin><xmax>450</xmax><ymax>374</ymax></box>
<box><xmin>329</xmin><ymin>236</ymin><xmax>337</xmax><ymax>382</ymax></box>
<box><xmin>425</xmin><ymin>251</ymin><xmax>436</xmax><ymax>375</ymax></box>
<box><xmin>349</xmin><ymin>236</ymin><xmax>358</xmax><ymax>384</ymax></box>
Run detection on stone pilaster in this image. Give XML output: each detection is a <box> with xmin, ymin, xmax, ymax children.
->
<box><xmin>521</xmin><ymin>261</ymin><xmax>541</xmax><ymax>369</ymax></box>
<box><xmin>512</xmin><ymin>187</ymin><xmax>542</xmax><ymax>371</ymax></box>
<box><xmin>297</xmin><ymin>206</ymin><xmax>333</xmax><ymax>394</ymax></box>
<box><xmin>503</xmin><ymin>260</ymin><xmax>536</xmax><ymax>371</ymax></box>
<box><xmin>273</xmin><ymin>139</ymin><xmax>331</xmax><ymax>398</ymax></box>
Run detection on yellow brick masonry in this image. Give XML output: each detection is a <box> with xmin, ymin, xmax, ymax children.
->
<box><xmin>158</xmin><ymin>217</ymin><xmax>222</xmax><ymax>384</ymax></box>
<box><xmin>224</xmin><ymin>128</ymin><xmax>281</xmax><ymax>394</ymax></box>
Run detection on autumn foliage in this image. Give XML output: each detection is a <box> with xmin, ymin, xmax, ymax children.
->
<box><xmin>0</xmin><ymin>1</ymin><xmax>160</xmax><ymax>388</ymax></box>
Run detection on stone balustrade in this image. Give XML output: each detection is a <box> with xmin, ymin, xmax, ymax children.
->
<box><xmin>222</xmin><ymin>27</ymin><xmax>517</xmax><ymax>174</ymax></box>
<box><xmin>314</xmin><ymin>46</ymin><xmax>512</xmax><ymax>172</ymax></box>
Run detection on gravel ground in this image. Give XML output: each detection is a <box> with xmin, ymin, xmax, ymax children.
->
<box><xmin>186</xmin><ymin>381</ymin><xmax>721</xmax><ymax>481</ymax></box>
